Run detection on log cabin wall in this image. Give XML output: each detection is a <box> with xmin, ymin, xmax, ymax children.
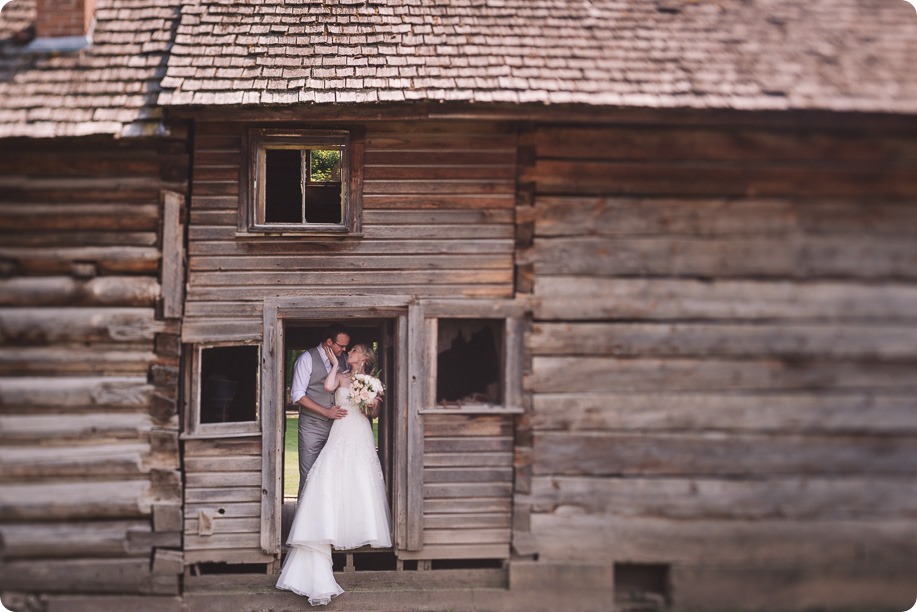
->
<box><xmin>523</xmin><ymin>116</ymin><xmax>917</xmax><ymax>606</ymax></box>
<box><xmin>0</xmin><ymin>136</ymin><xmax>189</xmax><ymax>599</ymax></box>
<box><xmin>182</xmin><ymin>119</ymin><xmax>517</xmax><ymax>566</ymax></box>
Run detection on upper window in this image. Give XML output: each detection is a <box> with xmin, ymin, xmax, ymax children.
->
<box><xmin>243</xmin><ymin>128</ymin><xmax>363</xmax><ymax>235</ymax></box>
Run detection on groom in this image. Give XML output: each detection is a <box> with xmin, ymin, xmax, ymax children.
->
<box><xmin>290</xmin><ymin>323</ymin><xmax>350</xmax><ymax>498</ymax></box>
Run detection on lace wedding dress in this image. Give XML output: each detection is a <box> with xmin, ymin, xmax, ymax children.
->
<box><xmin>276</xmin><ymin>386</ymin><xmax>392</xmax><ymax>605</ymax></box>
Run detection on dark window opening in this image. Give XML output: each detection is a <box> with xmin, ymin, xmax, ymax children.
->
<box><xmin>200</xmin><ymin>345</ymin><xmax>258</xmax><ymax>423</ymax></box>
<box><xmin>431</xmin><ymin>558</ymin><xmax>504</xmax><ymax>570</ymax></box>
<box><xmin>263</xmin><ymin>147</ymin><xmax>343</xmax><ymax>225</ymax></box>
<box><xmin>614</xmin><ymin>563</ymin><xmax>671</xmax><ymax>608</ymax></box>
<box><xmin>436</xmin><ymin>318</ymin><xmax>503</xmax><ymax>405</ymax></box>
<box><xmin>353</xmin><ymin>551</ymin><xmax>398</xmax><ymax>571</ymax></box>
<box><xmin>193</xmin><ymin>562</ymin><xmax>270</xmax><ymax>575</ymax></box>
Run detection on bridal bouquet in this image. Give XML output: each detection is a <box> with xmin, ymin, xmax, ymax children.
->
<box><xmin>351</xmin><ymin>373</ymin><xmax>384</xmax><ymax>416</ymax></box>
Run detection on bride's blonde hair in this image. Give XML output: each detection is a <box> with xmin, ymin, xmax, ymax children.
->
<box><xmin>352</xmin><ymin>343</ymin><xmax>376</xmax><ymax>373</ymax></box>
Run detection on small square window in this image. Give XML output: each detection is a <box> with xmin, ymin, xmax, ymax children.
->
<box><xmin>436</xmin><ymin>318</ymin><xmax>504</xmax><ymax>406</ymax></box>
<box><xmin>242</xmin><ymin>128</ymin><xmax>363</xmax><ymax>235</ymax></box>
<box><xmin>190</xmin><ymin>343</ymin><xmax>261</xmax><ymax>435</ymax></box>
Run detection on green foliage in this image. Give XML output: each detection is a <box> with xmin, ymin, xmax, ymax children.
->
<box><xmin>309</xmin><ymin>148</ymin><xmax>341</xmax><ymax>182</ymax></box>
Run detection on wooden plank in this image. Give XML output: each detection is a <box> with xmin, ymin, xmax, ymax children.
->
<box><xmin>533</xmin><ymin>432</ymin><xmax>917</xmax><ymax>477</ymax></box>
<box><xmin>182</xmin><ymin>548</ymin><xmax>275</xmax><ymax>565</ymax></box>
<box><xmin>364</xmin><ymin>150</ymin><xmax>516</xmax><ymax>165</ymax></box>
<box><xmin>425</xmin><ymin>436</ymin><xmax>514</xmax><ymax>453</ymax></box>
<box><xmin>0</xmin><ymin>520</ymin><xmax>151</xmax><ymax>559</ymax></box>
<box><xmin>260</xmin><ymin>298</ymin><xmax>281</xmax><ymax>556</ymax></box>
<box><xmin>185</xmin><ymin>471</ymin><xmax>261</xmax><ymax>488</ymax></box>
<box><xmin>423</xmin><ymin>528</ymin><xmax>511</xmax><ymax>545</ymax></box>
<box><xmin>183</xmin><ymin>517</ymin><xmax>261</xmax><ymax>535</ymax></box>
<box><xmin>184</xmin><ymin>533</ymin><xmax>261</xmax><ymax>551</ymax></box>
<box><xmin>524</xmin><ymin>159</ymin><xmax>917</xmax><ymax>198</ymax></box>
<box><xmin>423</xmin><ymin>414</ymin><xmax>513</xmax><ymax>437</ymax></box>
<box><xmin>183</xmin><ymin>438</ymin><xmax>261</xmax><ymax>457</ymax></box>
<box><xmin>183</xmin><ymin>503</ymin><xmax>262</xmax><ymax>519</ymax></box>
<box><xmin>184</xmin><ymin>456</ymin><xmax>261</xmax><ymax>472</ymax></box>
<box><xmin>363</xmin><ymin>165</ymin><xmax>516</xmax><ymax>181</ymax></box>
<box><xmin>528</xmin><ymin>322</ymin><xmax>917</xmax><ymax>359</ymax></box>
<box><xmin>363</xmin><ymin>194</ymin><xmax>516</xmax><ymax>210</ymax></box>
<box><xmin>46</xmin><ymin>595</ymin><xmax>183</xmax><ymax>612</ymax></box>
<box><xmin>362</xmin><ymin>180</ymin><xmax>515</xmax><ymax>196</ymax></box>
<box><xmin>160</xmin><ymin>191</ymin><xmax>185</xmax><ymax>319</ymax></box>
<box><xmin>531</xmin><ymin>515</ymin><xmax>917</xmax><ymax>567</ymax></box>
<box><xmin>0</xmin><ymin>276</ymin><xmax>159</xmax><ymax>308</ymax></box>
<box><xmin>423</xmin><ymin>452</ymin><xmax>514</xmax><ymax>468</ymax></box>
<box><xmin>0</xmin><ymin>347</ymin><xmax>156</xmax><ymax>376</ymax></box>
<box><xmin>0</xmin><ymin>480</ymin><xmax>152</xmax><ymax>521</ymax></box>
<box><xmin>530</xmin><ymin>476</ymin><xmax>917</xmax><ymax>520</ymax></box>
<box><xmin>393</xmin><ymin>312</ymin><xmax>410</xmax><ymax>550</ymax></box>
<box><xmin>184</xmin><ymin>487</ymin><xmax>261</xmax><ymax>504</ymax></box>
<box><xmin>534</xmin><ymin>277</ymin><xmax>917</xmax><ymax>322</ymax></box>
<box><xmin>423</xmin><ymin>467</ymin><xmax>514</xmax><ymax>484</ymax></box>
<box><xmin>0</xmin><ymin>308</ymin><xmax>161</xmax><ymax>345</ymax></box>
<box><xmin>395</xmin><ymin>544</ymin><xmax>509</xmax><ymax>560</ymax></box>
<box><xmin>179</xmin><ymin>319</ymin><xmax>262</xmax><ymax>343</ymax></box>
<box><xmin>423</xmin><ymin>514</ymin><xmax>512</xmax><ymax>529</ymax></box>
<box><xmin>424</xmin><ymin>483</ymin><xmax>513</xmax><ymax>498</ymax></box>
<box><xmin>534</xmin><ymin>196</ymin><xmax>917</xmax><ymax>238</ymax></box>
<box><xmin>532</xmin><ymin>236</ymin><xmax>917</xmax><ymax>280</ymax></box>
<box><xmin>188</xmin><ymin>238</ymin><xmax>514</xmax><ymax>257</ymax></box>
<box><xmin>188</xmin><ymin>269</ymin><xmax>513</xmax><ymax>287</ymax></box>
<box><xmin>424</xmin><ymin>498</ymin><xmax>513</xmax><ymax>514</ymax></box>
<box><xmin>530</xmin><ymin>392</ymin><xmax>917</xmax><ymax>434</ymax></box>
<box><xmin>529</xmin><ymin>356</ymin><xmax>917</xmax><ymax>393</ymax></box>
<box><xmin>188</xmin><ymin>253</ymin><xmax>512</xmax><ymax>272</ymax></box>
<box><xmin>405</xmin><ymin>302</ymin><xmax>426</xmax><ymax>551</ymax></box>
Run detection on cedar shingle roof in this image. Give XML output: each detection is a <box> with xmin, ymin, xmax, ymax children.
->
<box><xmin>2</xmin><ymin>0</ymin><xmax>917</xmax><ymax>140</ymax></box>
<box><xmin>158</xmin><ymin>0</ymin><xmax>917</xmax><ymax>113</ymax></box>
<box><xmin>0</xmin><ymin>0</ymin><xmax>181</xmax><ymax>138</ymax></box>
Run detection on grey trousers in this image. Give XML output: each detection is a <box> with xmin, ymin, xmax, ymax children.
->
<box><xmin>298</xmin><ymin>410</ymin><xmax>333</xmax><ymax>499</ymax></box>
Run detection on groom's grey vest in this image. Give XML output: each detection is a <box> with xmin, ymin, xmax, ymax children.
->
<box><xmin>300</xmin><ymin>346</ymin><xmax>335</xmax><ymax>424</ymax></box>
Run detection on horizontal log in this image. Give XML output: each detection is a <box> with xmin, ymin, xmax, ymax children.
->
<box><xmin>0</xmin><ymin>558</ymin><xmax>159</xmax><ymax>594</ymax></box>
<box><xmin>0</xmin><ymin>413</ymin><xmax>156</xmax><ymax>443</ymax></box>
<box><xmin>0</xmin><ymin>203</ymin><xmax>160</xmax><ymax>231</ymax></box>
<box><xmin>534</xmin><ymin>277</ymin><xmax>917</xmax><ymax>322</ymax></box>
<box><xmin>423</xmin><ymin>528</ymin><xmax>510</xmax><ymax>546</ymax></box>
<box><xmin>530</xmin><ymin>515</ymin><xmax>917</xmax><ymax>567</ymax></box>
<box><xmin>0</xmin><ymin>520</ymin><xmax>152</xmax><ymax>559</ymax></box>
<box><xmin>532</xmin><ymin>432</ymin><xmax>917</xmax><ymax>477</ymax></box>
<box><xmin>534</xmin><ymin>197</ymin><xmax>917</xmax><ymax>238</ymax></box>
<box><xmin>45</xmin><ymin>594</ymin><xmax>184</xmax><ymax>612</ymax></box>
<box><xmin>524</xmin><ymin>159</ymin><xmax>917</xmax><ymax>197</ymax></box>
<box><xmin>0</xmin><ymin>148</ymin><xmax>161</xmax><ymax>176</ymax></box>
<box><xmin>0</xmin><ymin>246</ymin><xmax>160</xmax><ymax>275</ymax></box>
<box><xmin>424</xmin><ymin>498</ymin><xmax>512</xmax><ymax>515</ymax></box>
<box><xmin>0</xmin><ymin>481</ymin><xmax>151</xmax><ymax>521</ymax></box>
<box><xmin>528</xmin><ymin>322</ymin><xmax>917</xmax><ymax>359</ymax></box>
<box><xmin>188</xmin><ymin>253</ymin><xmax>512</xmax><ymax>272</ymax></box>
<box><xmin>533</xmin><ymin>126</ymin><xmax>917</xmax><ymax>163</ymax></box>
<box><xmin>0</xmin><ymin>376</ymin><xmax>151</xmax><ymax>409</ymax></box>
<box><xmin>0</xmin><ymin>276</ymin><xmax>159</xmax><ymax>307</ymax></box>
<box><xmin>530</xmin><ymin>393</ymin><xmax>917</xmax><ymax>434</ymax></box>
<box><xmin>188</xmin><ymin>238</ymin><xmax>514</xmax><ymax>257</ymax></box>
<box><xmin>0</xmin><ymin>346</ymin><xmax>157</xmax><ymax>375</ymax></box>
<box><xmin>424</xmin><ymin>415</ymin><xmax>514</xmax><ymax>438</ymax></box>
<box><xmin>423</xmin><ymin>467</ymin><xmax>514</xmax><ymax>484</ymax></box>
<box><xmin>530</xmin><ymin>476</ymin><xmax>917</xmax><ymax>520</ymax></box>
<box><xmin>0</xmin><ymin>230</ymin><xmax>157</xmax><ymax>248</ymax></box>
<box><xmin>0</xmin><ymin>308</ymin><xmax>161</xmax><ymax>345</ymax></box>
<box><xmin>532</xmin><ymin>236</ymin><xmax>917</xmax><ymax>279</ymax></box>
<box><xmin>0</xmin><ymin>443</ymin><xmax>151</xmax><ymax>480</ymax></box>
<box><xmin>423</xmin><ymin>514</ymin><xmax>512</xmax><ymax>530</ymax></box>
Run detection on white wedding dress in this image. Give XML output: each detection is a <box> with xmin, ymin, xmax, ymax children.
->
<box><xmin>276</xmin><ymin>386</ymin><xmax>392</xmax><ymax>605</ymax></box>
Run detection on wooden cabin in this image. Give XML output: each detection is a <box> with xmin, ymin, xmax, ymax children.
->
<box><xmin>2</xmin><ymin>1</ymin><xmax>917</xmax><ymax>610</ymax></box>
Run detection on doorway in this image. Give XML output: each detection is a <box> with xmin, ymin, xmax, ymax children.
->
<box><xmin>279</xmin><ymin>318</ymin><xmax>397</xmax><ymax>550</ymax></box>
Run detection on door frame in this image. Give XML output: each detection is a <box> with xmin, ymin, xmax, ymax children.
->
<box><xmin>259</xmin><ymin>295</ymin><xmax>420</xmax><ymax>561</ymax></box>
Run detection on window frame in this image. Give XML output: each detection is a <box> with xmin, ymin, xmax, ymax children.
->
<box><xmin>240</xmin><ymin>127</ymin><xmax>364</xmax><ymax>236</ymax></box>
<box><xmin>187</xmin><ymin>341</ymin><xmax>262</xmax><ymax>438</ymax></box>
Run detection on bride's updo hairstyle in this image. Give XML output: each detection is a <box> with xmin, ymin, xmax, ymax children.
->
<box><xmin>353</xmin><ymin>343</ymin><xmax>377</xmax><ymax>373</ymax></box>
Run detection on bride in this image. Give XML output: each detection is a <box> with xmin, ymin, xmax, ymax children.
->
<box><xmin>276</xmin><ymin>342</ymin><xmax>392</xmax><ymax>605</ymax></box>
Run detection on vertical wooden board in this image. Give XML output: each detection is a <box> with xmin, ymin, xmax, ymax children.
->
<box><xmin>259</xmin><ymin>300</ymin><xmax>278</xmax><ymax>556</ymax></box>
<box><xmin>405</xmin><ymin>302</ymin><xmax>426</xmax><ymax>551</ymax></box>
<box><xmin>160</xmin><ymin>191</ymin><xmax>185</xmax><ymax>319</ymax></box>
<box><xmin>393</xmin><ymin>313</ymin><xmax>409</xmax><ymax>548</ymax></box>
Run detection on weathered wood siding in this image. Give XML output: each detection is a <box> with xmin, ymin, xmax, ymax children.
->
<box><xmin>523</xmin><ymin>121</ymin><xmax>917</xmax><ymax>599</ymax></box>
<box><xmin>182</xmin><ymin>120</ymin><xmax>517</xmax><ymax>562</ymax></box>
<box><xmin>0</xmin><ymin>137</ymin><xmax>188</xmax><ymax>595</ymax></box>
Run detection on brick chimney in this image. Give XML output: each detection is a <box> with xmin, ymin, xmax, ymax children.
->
<box><xmin>29</xmin><ymin>0</ymin><xmax>96</xmax><ymax>51</ymax></box>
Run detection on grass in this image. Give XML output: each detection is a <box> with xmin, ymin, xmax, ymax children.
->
<box><xmin>283</xmin><ymin>413</ymin><xmax>379</xmax><ymax>499</ymax></box>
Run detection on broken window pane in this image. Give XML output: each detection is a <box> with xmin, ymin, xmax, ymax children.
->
<box><xmin>200</xmin><ymin>345</ymin><xmax>259</xmax><ymax>423</ymax></box>
<box><xmin>436</xmin><ymin>318</ymin><xmax>503</xmax><ymax>405</ymax></box>
<box><xmin>264</xmin><ymin>149</ymin><xmax>303</xmax><ymax>223</ymax></box>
